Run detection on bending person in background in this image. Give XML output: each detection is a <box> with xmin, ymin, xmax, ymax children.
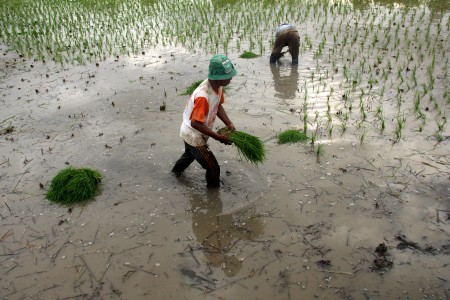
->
<box><xmin>270</xmin><ymin>23</ymin><xmax>300</xmax><ymax>65</ymax></box>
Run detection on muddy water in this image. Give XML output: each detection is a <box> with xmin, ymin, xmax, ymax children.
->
<box><xmin>1</xmin><ymin>43</ymin><xmax>449</xmax><ymax>300</ymax></box>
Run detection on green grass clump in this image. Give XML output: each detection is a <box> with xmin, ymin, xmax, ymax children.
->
<box><xmin>218</xmin><ymin>128</ymin><xmax>265</xmax><ymax>165</ymax></box>
<box><xmin>179</xmin><ymin>80</ymin><xmax>203</xmax><ymax>96</ymax></box>
<box><xmin>277</xmin><ymin>129</ymin><xmax>309</xmax><ymax>144</ymax></box>
<box><xmin>239</xmin><ymin>51</ymin><xmax>259</xmax><ymax>59</ymax></box>
<box><xmin>46</xmin><ymin>167</ymin><xmax>102</xmax><ymax>205</ymax></box>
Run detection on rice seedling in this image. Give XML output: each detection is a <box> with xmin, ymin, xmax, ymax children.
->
<box><xmin>328</xmin><ymin>125</ymin><xmax>333</xmax><ymax>139</ymax></box>
<box><xmin>375</xmin><ymin>105</ymin><xmax>383</xmax><ymax>119</ymax></box>
<box><xmin>394</xmin><ymin>115</ymin><xmax>406</xmax><ymax>142</ymax></box>
<box><xmin>239</xmin><ymin>51</ymin><xmax>258</xmax><ymax>59</ymax></box>
<box><xmin>326</xmin><ymin>109</ymin><xmax>332</xmax><ymax>124</ymax></box>
<box><xmin>412</xmin><ymin>66</ymin><xmax>418</xmax><ymax>87</ymax></box>
<box><xmin>436</xmin><ymin>116</ymin><xmax>446</xmax><ymax>132</ymax></box>
<box><xmin>179</xmin><ymin>80</ymin><xmax>203</xmax><ymax>96</ymax></box>
<box><xmin>396</xmin><ymin>94</ymin><xmax>403</xmax><ymax>110</ymax></box>
<box><xmin>359</xmin><ymin>128</ymin><xmax>366</xmax><ymax>146</ymax></box>
<box><xmin>302</xmin><ymin>103</ymin><xmax>308</xmax><ymax>133</ymax></box>
<box><xmin>46</xmin><ymin>167</ymin><xmax>102</xmax><ymax>205</ymax></box>
<box><xmin>1</xmin><ymin>0</ymin><xmax>448</xmax><ymax>152</ymax></box>
<box><xmin>380</xmin><ymin>116</ymin><xmax>386</xmax><ymax>133</ymax></box>
<box><xmin>218</xmin><ymin>128</ymin><xmax>265</xmax><ymax>165</ymax></box>
<box><xmin>379</xmin><ymin>84</ymin><xmax>386</xmax><ymax>98</ymax></box>
<box><xmin>316</xmin><ymin>143</ymin><xmax>323</xmax><ymax>163</ymax></box>
<box><xmin>435</xmin><ymin>132</ymin><xmax>444</xmax><ymax>143</ymax></box>
<box><xmin>339</xmin><ymin>121</ymin><xmax>347</xmax><ymax>135</ymax></box>
<box><xmin>277</xmin><ymin>129</ymin><xmax>309</xmax><ymax>144</ymax></box>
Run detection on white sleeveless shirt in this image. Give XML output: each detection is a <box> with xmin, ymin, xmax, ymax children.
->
<box><xmin>180</xmin><ymin>79</ymin><xmax>223</xmax><ymax>146</ymax></box>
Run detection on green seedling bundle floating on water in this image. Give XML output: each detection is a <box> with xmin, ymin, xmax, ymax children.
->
<box><xmin>46</xmin><ymin>167</ymin><xmax>102</xmax><ymax>205</ymax></box>
<box><xmin>277</xmin><ymin>129</ymin><xmax>309</xmax><ymax>144</ymax></box>
<box><xmin>239</xmin><ymin>51</ymin><xmax>259</xmax><ymax>59</ymax></box>
<box><xmin>218</xmin><ymin>127</ymin><xmax>265</xmax><ymax>165</ymax></box>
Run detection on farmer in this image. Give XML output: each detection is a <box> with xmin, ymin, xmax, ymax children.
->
<box><xmin>171</xmin><ymin>54</ymin><xmax>237</xmax><ymax>188</ymax></box>
<box><xmin>270</xmin><ymin>23</ymin><xmax>300</xmax><ymax>65</ymax></box>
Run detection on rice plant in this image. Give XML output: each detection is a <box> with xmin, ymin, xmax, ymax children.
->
<box><xmin>218</xmin><ymin>128</ymin><xmax>265</xmax><ymax>165</ymax></box>
<box><xmin>394</xmin><ymin>115</ymin><xmax>406</xmax><ymax>142</ymax></box>
<box><xmin>302</xmin><ymin>103</ymin><xmax>309</xmax><ymax>133</ymax></box>
<box><xmin>414</xmin><ymin>91</ymin><xmax>421</xmax><ymax>113</ymax></box>
<box><xmin>316</xmin><ymin>143</ymin><xmax>324</xmax><ymax>163</ymax></box>
<box><xmin>277</xmin><ymin>129</ymin><xmax>309</xmax><ymax>144</ymax></box>
<box><xmin>435</xmin><ymin>133</ymin><xmax>444</xmax><ymax>142</ymax></box>
<box><xmin>359</xmin><ymin>128</ymin><xmax>367</xmax><ymax>146</ymax></box>
<box><xmin>436</xmin><ymin>117</ymin><xmax>446</xmax><ymax>132</ymax></box>
<box><xmin>0</xmin><ymin>0</ymin><xmax>448</xmax><ymax>151</ymax></box>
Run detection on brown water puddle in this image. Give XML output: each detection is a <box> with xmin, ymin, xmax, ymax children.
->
<box><xmin>1</xmin><ymin>46</ymin><xmax>449</xmax><ymax>299</ymax></box>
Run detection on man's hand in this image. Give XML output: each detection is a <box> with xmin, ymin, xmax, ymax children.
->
<box><xmin>216</xmin><ymin>134</ymin><xmax>232</xmax><ymax>145</ymax></box>
<box><xmin>226</xmin><ymin>122</ymin><xmax>236</xmax><ymax>132</ymax></box>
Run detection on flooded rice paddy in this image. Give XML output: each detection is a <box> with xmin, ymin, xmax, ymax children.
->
<box><xmin>0</xmin><ymin>0</ymin><xmax>449</xmax><ymax>299</ymax></box>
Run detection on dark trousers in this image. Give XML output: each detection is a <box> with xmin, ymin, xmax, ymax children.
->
<box><xmin>271</xmin><ymin>30</ymin><xmax>300</xmax><ymax>60</ymax></box>
<box><xmin>172</xmin><ymin>142</ymin><xmax>220</xmax><ymax>187</ymax></box>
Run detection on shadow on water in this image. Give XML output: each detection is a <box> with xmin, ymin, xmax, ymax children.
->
<box><xmin>187</xmin><ymin>188</ymin><xmax>264</xmax><ymax>278</ymax></box>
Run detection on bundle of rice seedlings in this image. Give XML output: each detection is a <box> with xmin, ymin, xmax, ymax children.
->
<box><xmin>278</xmin><ymin>129</ymin><xmax>309</xmax><ymax>144</ymax></box>
<box><xmin>218</xmin><ymin>128</ymin><xmax>265</xmax><ymax>165</ymax></box>
<box><xmin>46</xmin><ymin>167</ymin><xmax>102</xmax><ymax>205</ymax></box>
<box><xmin>179</xmin><ymin>80</ymin><xmax>203</xmax><ymax>95</ymax></box>
<box><xmin>239</xmin><ymin>51</ymin><xmax>259</xmax><ymax>59</ymax></box>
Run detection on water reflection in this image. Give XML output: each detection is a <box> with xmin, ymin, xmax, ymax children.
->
<box><xmin>189</xmin><ymin>189</ymin><xmax>264</xmax><ymax>277</ymax></box>
<box><xmin>347</xmin><ymin>0</ymin><xmax>450</xmax><ymax>11</ymax></box>
<box><xmin>270</xmin><ymin>64</ymin><xmax>299</xmax><ymax>102</ymax></box>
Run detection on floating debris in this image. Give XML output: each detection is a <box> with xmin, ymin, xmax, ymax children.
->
<box><xmin>372</xmin><ymin>242</ymin><xmax>393</xmax><ymax>272</ymax></box>
<box><xmin>0</xmin><ymin>125</ymin><xmax>15</xmax><ymax>136</ymax></box>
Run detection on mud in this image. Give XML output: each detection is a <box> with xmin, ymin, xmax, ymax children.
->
<box><xmin>1</xmin><ymin>42</ymin><xmax>449</xmax><ymax>300</ymax></box>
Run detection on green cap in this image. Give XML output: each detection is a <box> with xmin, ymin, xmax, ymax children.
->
<box><xmin>208</xmin><ymin>54</ymin><xmax>238</xmax><ymax>80</ymax></box>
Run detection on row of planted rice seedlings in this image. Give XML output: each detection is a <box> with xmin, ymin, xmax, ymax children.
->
<box><xmin>0</xmin><ymin>0</ymin><xmax>311</xmax><ymax>62</ymax></box>
<box><xmin>301</xmin><ymin>2</ymin><xmax>449</xmax><ymax>145</ymax></box>
<box><xmin>0</xmin><ymin>0</ymin><xmax>447</xmax><ymax>144</ymax></box>
<box><xmin>0</xmin><ymin>0</ymin><xmax>190</xmax><ymax>62</ymax></box>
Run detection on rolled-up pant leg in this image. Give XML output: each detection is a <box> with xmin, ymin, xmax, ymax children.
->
<box><xmin>172</xmin><ymin>142</ymin><xmax>220</xmax><ymax>187</ymax></box>
<box><xmin>172</xmin><ymin>142</ymin><xmax>196</xmax><ymax>173</ymax></box>
<box><xmin>193</xmin><ymin>144</ymin><xmax>220</xmax><ymax>187</ymax></box>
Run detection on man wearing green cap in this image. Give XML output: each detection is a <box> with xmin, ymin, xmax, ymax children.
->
<box><xmin>172</xmin><ymin>54</ymin><xmax>238</xmax><ymax>188</ymax></box>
